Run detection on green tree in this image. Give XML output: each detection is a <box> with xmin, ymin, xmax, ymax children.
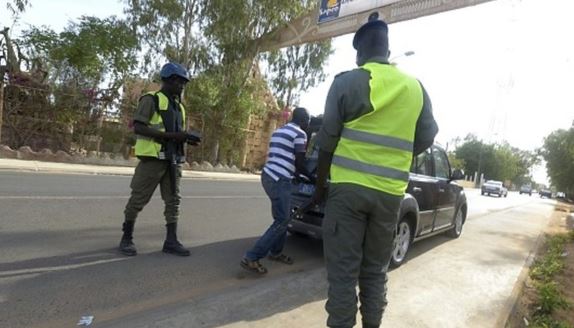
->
<box><xmin>125</xmin><ymin>0</ymin><xmax>330</xmax><ymax>164</ymax></box>
<box><xmin>6</xmin><ymin>0</ymin><xmax>30</xmax><ymax>16</ymax></box>
<box><xmin>454</xmin><ymin>135</ymin><xmax>495</xmax><ymax>179</ymax></box>
<box><xmin>20</xmin><ymin>16</ymin><xmax>138</xmax><ymax>150</ymax></box>
<box><xmin>123</xmin><ymin>0</ymin><xmax>210</xmax><ymax>74</ymax></box>
<box><xmin>541</xmin><ymin>127</ymin><xmax>574</xmax><ymax>197</ymax></box>
<box><xmin>265</xmin><ymin>40</ymin><xmax>333</xmax><ymax>109</ymax></box>
<box><xmin>199</xmin><ymin>0</ymin><xmax>316</xmax><ymax>163</ymax></box>
<box><xmin>453</xmin><ymin>134</ymin><xmax>538</xmax><ymax>185</ymax></box>
<box><xmin>23</xmin><ymin>16</ymin><xmax>138</xmax><ymax>90</ymax></box>
<box><xmin>447</xmin><ymin>151</ymin><xmax>465</xmax><ymax>171</ymax></box>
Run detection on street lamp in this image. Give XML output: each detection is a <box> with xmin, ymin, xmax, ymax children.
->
<box><xmin>390</xmin><ymin>51</ymin><xmax>415</xmax><ymax>63</ymax></box>
<box><xmin>475</xmin><ymin>141</ymin><xmax>484</xmax><ymax>188</ymax></box>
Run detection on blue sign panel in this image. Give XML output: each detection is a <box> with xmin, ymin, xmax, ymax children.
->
<box><xmin>318</xmin><ymin>0</ymin><xmax>342</xmax><ymax>24</ymax></box>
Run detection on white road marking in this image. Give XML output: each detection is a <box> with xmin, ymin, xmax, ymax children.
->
<box><xmin>0</xmin><ymin>258</ymin><xmax>128</xmax><ymax>278</ymax></box>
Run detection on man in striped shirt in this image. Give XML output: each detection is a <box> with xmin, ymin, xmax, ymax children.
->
<box><xmin>241</xmin><ymin>107</ymin><xmax>314</xmax><ymax>274</ymax></box>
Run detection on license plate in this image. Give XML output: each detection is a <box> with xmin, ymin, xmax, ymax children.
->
<box><xmin>298</xmin><ymin>184</ymin><xmax>315</xmax><ymax>195</ymax></box>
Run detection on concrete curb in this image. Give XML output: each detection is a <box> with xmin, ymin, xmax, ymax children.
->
<box><xmin>495</xmin><ymin>230</ymin><xmax>546</xmax><ymax>327</ymax></box>
<box><xmin>497</xmin><ymin>208</ymin><xmax>574</xmax><ymax>327</ymax></box>
<box><xmin>0</xmin><ymin>159</ymin><xmax>260</xmax><ymax>181</ymax></box>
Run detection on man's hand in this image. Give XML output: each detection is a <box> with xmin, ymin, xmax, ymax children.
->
<box><xmin>310</xmin><ymin>184</ymin><xmax>328</xmax><ymax>206</ymax></box>
<box><xmin>295</xmin><ymin>184</ymin><xmax>327</xmax><ymax>217</ymax></box>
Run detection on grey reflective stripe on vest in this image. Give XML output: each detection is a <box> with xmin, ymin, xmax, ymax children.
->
<box><xmin>158</xmin><ymin>152</ymin><xmax>186</xmax><ymax>163</ymax></box>
<box><xmin>341</xmin><ymin>127</ymin><xmax>413</xmax><ymax>152</ymax></box>
<box><xmin>332</xmin><ymin>155</ymin><xmax>410</xmax><ymax>181</ymax></box>
<box><xmin>150</xmin><ymin>123</ymin><xmax>164</xmax><ymax>130</ymax></box>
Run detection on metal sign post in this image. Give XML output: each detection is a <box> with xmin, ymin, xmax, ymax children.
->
<box><xmin>0</xmin><ymin>82</ymin><xmax>4</xmax><ymax>144</ymax></box>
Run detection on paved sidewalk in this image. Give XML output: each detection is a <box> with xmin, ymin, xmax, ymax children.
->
<box><xmin>0</xmin><ymin>158</ymin><xmax>260</xmax><ymax>181</ymax></box>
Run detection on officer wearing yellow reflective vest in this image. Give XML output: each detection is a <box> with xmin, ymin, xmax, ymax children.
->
<box><xmin>119</xmin><ymin>62</ymin><xmax>198</xmax><ymax>257</ymax></box>
<box><xmin>310</xmin><ymin>20</ymin><xmax>439</xmax><ymax>328</ymax></box>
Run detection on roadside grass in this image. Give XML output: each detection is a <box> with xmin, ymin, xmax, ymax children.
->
<box><xmin>528</xmin><ymin>230</ymin><xmax>574</xmax><ymax>328</ymax></box>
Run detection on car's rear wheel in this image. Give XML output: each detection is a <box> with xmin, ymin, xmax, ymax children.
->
<box><xmin>391</xmin><ymin>218</ymin><xmax>412</xmax><ymax>268</ymax></box>
<box><xmin>447</xmin><ymin>208</ymin><xmax>464</xmax><ymax>238</ymax></box>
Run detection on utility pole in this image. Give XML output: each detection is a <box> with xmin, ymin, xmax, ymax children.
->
<box><xmin>475</xmin><ymin>141</ymin><xmax>484</xmax><ymax>188</ymax></box>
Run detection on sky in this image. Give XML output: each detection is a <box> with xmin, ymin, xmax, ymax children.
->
<box><xmin>2</xmin><ymin>0</ymin><xmax>573</xmax><ymax>183</ymax></box>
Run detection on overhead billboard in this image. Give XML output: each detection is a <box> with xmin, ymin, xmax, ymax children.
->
<box><xmin>260</xmin><ymin>0</ymin><xmax>497</xmax><ymax>51</ymax></box>
<box><xmin>318</xmin><ymin>0</ymin><xmax>404</xmax><ymax>24</ymax></box>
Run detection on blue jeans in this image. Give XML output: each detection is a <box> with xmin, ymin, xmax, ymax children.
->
<box><xmin>245</xmin><ymin>172</ymin><xmax>293</xmax><ymax>261</ymax></box>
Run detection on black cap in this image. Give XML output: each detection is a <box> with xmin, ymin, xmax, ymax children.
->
<box><xmin>352</xmin><ymin>20</ymin><xmax>388</xmax><ymax>50</ymax></box>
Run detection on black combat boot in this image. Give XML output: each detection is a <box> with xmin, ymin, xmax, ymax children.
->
<box><xmin>162</xmin><ymin>223</ymin><xmax>190</xmax><ymax>256</ymax></box>
<box><xmin>363</xmin><ymin>322</ymin><xmax>380</xmax><ymax>328</ymax></box>
<box><xmin>119</xmin><ymin>221</ymin><xmax>137</xmax><ymax>256</ymax></box>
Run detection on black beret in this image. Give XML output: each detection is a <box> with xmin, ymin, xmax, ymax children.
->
<box><xmin>352</xmin><ymin>20</ymin><xmax>389</xmax><ymax>50</ymax></box>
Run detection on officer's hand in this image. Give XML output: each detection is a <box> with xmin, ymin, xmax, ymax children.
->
<box><xmin>310</xmin><ymin>184</ymin><xmax>328</xmax><ymax>206</ymax></box>
<box><xmin>166</xmin><ymin>132</ymin><xmax>188</xmax><ymax>143</ymax></box>
<box><xmin>307</xmin><ymin>175</ymin><xmax>317</xmax><ymax>186</ymax></box>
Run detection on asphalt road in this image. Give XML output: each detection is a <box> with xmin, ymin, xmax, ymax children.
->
<box><xmin>0</xmin><ymin>172</ymin><xmax>556</xmax><ymax>327</ymax></box>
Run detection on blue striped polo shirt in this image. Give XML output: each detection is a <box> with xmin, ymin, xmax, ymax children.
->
<box><xmin>263</xmin><ymin>122</ymin><xmax>307</xmax><ymax>181</ymax></box>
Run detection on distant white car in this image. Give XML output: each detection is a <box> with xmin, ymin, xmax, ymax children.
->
<box><xmin>519</xmin><ymin>184</ymin><xmax>532</xmax><ymax>196</ymax></box>
<box><xmin>481</xmin><ymin>180</ymin><xmax>508</xmax><ymax>198</ymax></box>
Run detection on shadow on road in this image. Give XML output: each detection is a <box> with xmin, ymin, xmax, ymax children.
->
<box><xmin>0</xmin><ymin>224</ymin><xmax>468</xmax><ymax>328</ymax></box>
<box><xmin>0</xmin><ymin>228</ymin><xmax>324</xmax><ymax>328</ymax></box>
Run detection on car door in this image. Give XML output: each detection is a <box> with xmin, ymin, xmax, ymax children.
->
<box><xmin>408</xmin><ymin>148</ymin><xmax>438</xmax><ymax>235</ymax></box>
<box><xmin>432</xmin><ymin>146</ymin><xmax>457</xmax><ymax>230</ymax></box>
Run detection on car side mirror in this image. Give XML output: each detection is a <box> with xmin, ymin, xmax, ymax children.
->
<box><xmin>451</xmin><ymin>169</ymin><xmax>465</xmax><ymax>181</ymax></box>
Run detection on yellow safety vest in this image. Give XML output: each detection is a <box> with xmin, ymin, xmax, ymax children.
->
<box><xmin>134</xmin><ymin>91</ymin><xmax>186</xmax><ymax>159</ymax></box>
<box><xmin>330</xmin><ymin>62</ymin><xmax>423</xmax><ymax>196</ymax></box>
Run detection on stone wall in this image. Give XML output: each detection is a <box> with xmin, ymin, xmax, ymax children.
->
<box><xmin>240</xmin><ymin>113</ymin><xmax>278</xmax><ymax>171</ymax></box>
<box><xmin>0</xmin><ymin>144</ymin><xmax>241</xmax><ymax>173</ymax></box>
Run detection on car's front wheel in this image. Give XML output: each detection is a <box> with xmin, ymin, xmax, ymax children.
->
<box><xmin>447</xmin><ymin>208</ymin><xmax>464</xmax><ymax>238</ymax></box>
<box><xmin>391</xmin><ymin>218</ymin><xmax>412</xmax><ymax>268</ymax></box>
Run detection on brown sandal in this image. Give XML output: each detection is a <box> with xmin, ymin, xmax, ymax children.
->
<box><xmin>240</xmin><ymin>258</ymin><xmax>268</xmax><ymax>274</ymax></box>
<box><xmin>268</xmin><ymin>254</ymin><xmax>294</xmax><ymax>265</ymax></box>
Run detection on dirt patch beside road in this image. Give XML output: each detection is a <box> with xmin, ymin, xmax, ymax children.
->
<box><xmin>506</xmin><ymin>203</ymin><xmax>574</xmax><ymax>328</ymax></box>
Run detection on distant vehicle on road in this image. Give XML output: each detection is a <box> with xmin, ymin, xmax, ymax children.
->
<box><xmin>519</xmin><ymin>184</ymin><xmax>532</xmax><ymax>196</ymax></box>
<box><xmin>539</xmin><ymin>189</ymin><xmax>553</xmax><ymax>198</ymax></box>
<box><xmin>556</xmin><ymin>191</ymin><xmax>566</xmax><ymax>199</ymax></box>
<box><xmin>481</xmin><ymin>180</ymin><xmax>508</xmax><ymax>197</ymax></box>
<box><xmin>288</xmin><ymin>145</ymin><xmax>468</xmax><ymax>268</ymax></box>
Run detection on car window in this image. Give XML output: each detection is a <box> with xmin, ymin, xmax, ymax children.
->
<box><xmin>432</xmin><ymin>148</ymin><xmax>450</xmax><ymax>179</ymax></box>
<box><xmin>411</xmin><ymin>149</ymin><xmax>432</xmax><ymax>176</ymax></box>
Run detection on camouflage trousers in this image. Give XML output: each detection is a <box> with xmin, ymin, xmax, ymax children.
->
<box><xmin>323</xmin><ymin>183</ymin><xmax>402</xmax><ymax>328</ymax></box>
<box><xmin>124</xmin><ymin>158</ymin><xmax>182</xmax><ymax>224</ymax></box>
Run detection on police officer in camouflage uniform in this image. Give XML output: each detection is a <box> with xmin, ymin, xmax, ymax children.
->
<box><xmin>310</xmin><ymin>20</ymin><xmax>439</xmax><ymax>328</ymax></box>
<box><xmin>119</xmin><ymin>62</ymin><xmax>196</xmax><ymax>257</ymax></box>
